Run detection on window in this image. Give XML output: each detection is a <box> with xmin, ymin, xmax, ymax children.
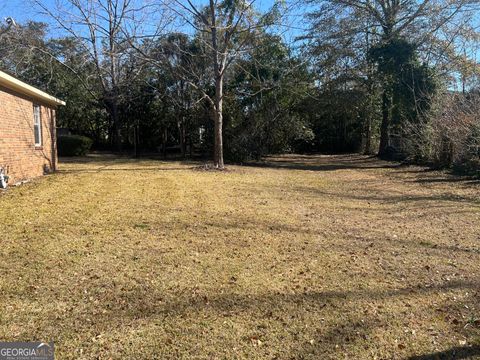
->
<box><xmin>33</xmin><ymin>105</ymin><xmax>42</xmax><ymax>147</ymax></box>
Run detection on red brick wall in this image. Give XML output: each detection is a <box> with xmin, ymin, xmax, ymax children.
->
<box><xmin>0</xmin><ymin>85</ymin><xmax>57</xmax><ymax>185</ymax></box>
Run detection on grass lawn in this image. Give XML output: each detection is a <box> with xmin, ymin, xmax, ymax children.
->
<box><xmin>0</xmin><ymin>154</ymin><xmax>479</xmax><ymax>359</ymax></box>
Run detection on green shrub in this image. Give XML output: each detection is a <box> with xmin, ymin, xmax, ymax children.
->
<box><xmin>58</xmin><ymin>135</ymin><xmax>93</xmax><ymax>156</ymax></box>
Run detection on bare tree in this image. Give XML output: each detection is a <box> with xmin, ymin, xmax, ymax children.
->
<box><xmin>156</xmin><ymin>34</ymin><xmax>197</xmax><ymax>158</ymax></box>
<box><xmin>32</xmin><ymin>0</ymin><xmax>155</xmax><ymax>150</ymax></box>
<box><xmin>403</xmin><ymin>90</ymin><xmax>480</xmax><ymax>168</ymax></box>
<box><xmin>130</xmin><ymin>0</ymin><xmax>282</xmax><ymax>168</ymax></box>
<box><xmin>307</xmin><ymin>0</ymin><xmax>479</xmax><ymax>156</ymax></box>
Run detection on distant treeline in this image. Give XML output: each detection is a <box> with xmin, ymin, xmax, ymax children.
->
<box><xmin>0</xmin><ymin>0</ymin><xmax>478</xmax><ymax>173</ymax></box>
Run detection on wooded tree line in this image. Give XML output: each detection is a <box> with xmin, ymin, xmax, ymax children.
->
<box><xmin>1</xmin><ymin>0</ymin><xmax>479</xmax><ymax>171</ymax></box>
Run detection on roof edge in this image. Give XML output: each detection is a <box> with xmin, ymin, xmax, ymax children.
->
<box><xmin>0</xmin><ymin>70</ymin><xmax>66</xmax><ymax>107</ymax></box>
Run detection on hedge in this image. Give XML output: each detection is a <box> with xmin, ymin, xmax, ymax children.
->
<box><xmin>58</xmin><ymin>135</ymin><xmax>93</xmax><ymax>156</ymax></box>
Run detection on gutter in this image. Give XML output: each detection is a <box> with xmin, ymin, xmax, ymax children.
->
<box><xmin>0</xmin><ymin>70</ymin><xmax>66</xmax><ymax>107</ymax></box>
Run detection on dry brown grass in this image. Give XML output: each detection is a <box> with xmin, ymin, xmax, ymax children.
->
<box><xmin>0</xmin><ymin>154</ymin><xmax>479</xmax><ymax>359</ymax></box>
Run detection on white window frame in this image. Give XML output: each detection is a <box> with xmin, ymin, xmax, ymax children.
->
<box><xmin>33</xmin><ymin>104</ymin><xmax>42</xmax><ymax>147</ymax></box>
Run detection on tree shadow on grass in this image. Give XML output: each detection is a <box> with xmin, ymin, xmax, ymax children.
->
<box><xmin>57</xmin><ymin>166</ymin><xmax>191</xmax><ymax>174</ymax></box>
<box><xmin>94</xmin><ymin>280</ymin><xmax>478</xmax><ymax>357</ymax></box>
<box><xmin>292</xmin><ymin>186</ymin><xmax>480</xmax><ymax>207</ymax></box>
<box><xmin>150</xmin><ymin>205</ymin><xmax>479</xmax><ymax>258</ymax></box>
<box><xmin>156</xmin><ymin>279</ymin><xmax>479</xmax><ymax>318</ymax></box>
<box><xmin>59</xmin><ymin>154</ymin><xmax>131</xmax><ymax>164</ymax></box>
<box><xmin>413</xmin><ymin>177</ymin><xmax>480</xmax><ymax>186</ymax></box>
<box><xmin>58</xmin><ymin>154</ymin><xmax>203</xmax><ymax>174</ymax></box>
<box><xmin>245</xmin><ymin>154</ymin><xmax>404</xmax><ymax>172</ymax></box>
<box><xmin>407</xmin><ymin>345</ymin><xmax>480</xmax><ymax>359</ymax></box>
<box><xmin>10</xmin><ymin>260</ymin><xmax>479</xmax><ymax>358</ymax></box>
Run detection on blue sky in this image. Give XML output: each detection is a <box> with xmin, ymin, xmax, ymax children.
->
<box><xmin>1</xmin><ymin>0</ymin><xmax>308</xmax><ymax>41</ymax></box>
<box><xmin>1</xmin><ymin>0</ymin><xmax>280</xmax><ymax>24</ymax></box>
<box><xmin>1</xmin><ymin>1</ymin><xmax>47</xmax><ymax>24</ymax></box>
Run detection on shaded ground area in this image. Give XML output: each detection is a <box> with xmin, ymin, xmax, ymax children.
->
<box><xmin>0</xmin><ymin>154</ymin><xmax>479</xmax><ymax>359</ymax></box>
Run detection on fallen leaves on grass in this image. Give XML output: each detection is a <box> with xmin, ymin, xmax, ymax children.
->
<box><xmin>0</xmin><ymin>154</ymin><xmax>479</xmax><ymax>359</ymax></box>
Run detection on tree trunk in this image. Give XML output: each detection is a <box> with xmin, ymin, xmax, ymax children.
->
<box><xmin>364</xmin><ymin>116</ymin><xmax>373</xmax><ymax>155</ymax></box>
<box><xmin>213</xmin><ymin>75</ymin><xmax>224</xmax><ymax>168</ymax></box>
<box><xmin>189</xmin><ymin>132</ymin><xmax>193</xmax><ymax>157</ymax></box>
<box><xmin>178</xmin><ymin>116</ymin><xmax>186</xmax><ymax>158</ymax></box>
<box><xmin>209</xmin><ymin>2</ymin><xmax>225</xmax><ymax>169</ymax></box>
<box><xmin>133</xmin><ymin>123</ymin><xmax>139</xmax><ymax>158</ymax></box>
<box><xmin>378</xmin><ymin>87</ymin><xmax>391</xmax><ymax>156</ymax></box>
<box><xmin>162</xmin><ymin>128</ymin><xmax>167</xmax><ymax>158</ymax></box>
<box><xmin>110</xmin><ymin>100</ymin><xmax>122</xmax><ymax>152</ymax></box>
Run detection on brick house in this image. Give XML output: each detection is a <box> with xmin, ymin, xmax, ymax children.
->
<box><xmin>0</xmin><ymin>70</ymin><xmax>65</xmax><ymax>186</ymax></box>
